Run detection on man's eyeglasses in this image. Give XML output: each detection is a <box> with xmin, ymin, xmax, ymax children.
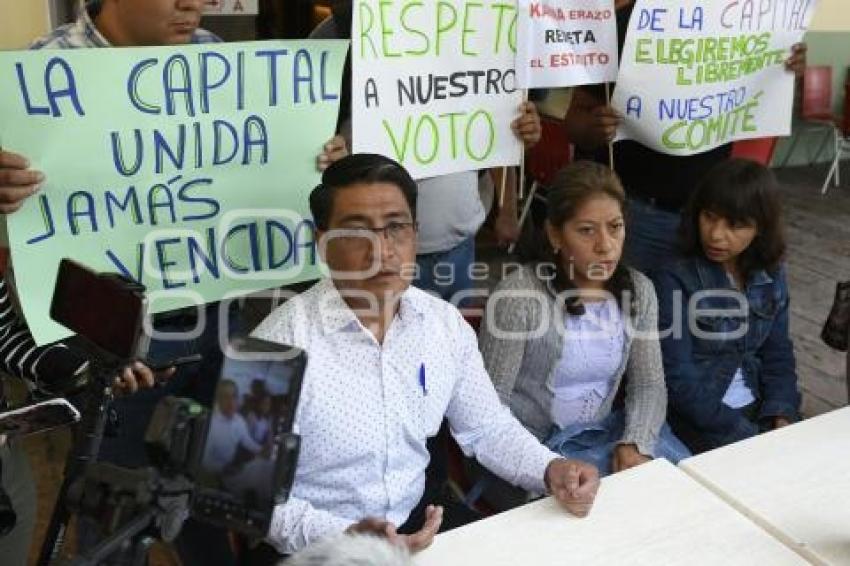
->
<box><xmin>327</xmin><ymin>221</ymin><xmax>417</xmax><ymax>246</ymax></box>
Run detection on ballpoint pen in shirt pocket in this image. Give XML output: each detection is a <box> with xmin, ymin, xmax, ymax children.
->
<box><xmin>418</xmin><ymin>363</ymin><xmax>427</xmax><ymax>396</ymax></box>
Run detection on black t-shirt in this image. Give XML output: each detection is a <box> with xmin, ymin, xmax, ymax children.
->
<box><xmin>579</xmin><ymin>4</ymin><xmax>731</xmax><ymax>211</ymax></box>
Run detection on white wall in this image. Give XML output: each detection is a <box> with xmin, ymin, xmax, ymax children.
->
<box><xmin>0</xmin><ymin>0</ymin><xmax>50</xmax><ymax>49</ymax></box>
<box><xmin>810</xmin><ymin>0</ymin><xmax>850</xmax><ymax>32</ymax></box>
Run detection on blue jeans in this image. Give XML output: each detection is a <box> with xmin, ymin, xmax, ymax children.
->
<box><xmin>624</xmin><ymin>198</ymin><xmax>682</xmax><ymax>276</ymax></box>
<box><xmin>544</xmin><ymin>411</ymin><xmax>691</xmax><ymax>477</ymax></box>
<box><xmin>414</xmin><ymin>236</ymin><xmax>476</xmax><ymax>306</ymax></box>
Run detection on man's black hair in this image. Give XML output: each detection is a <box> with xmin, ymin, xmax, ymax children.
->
<box><xmin>309</xmin><ymin>154</ymin><xmax>418</xmax><ymax>230</ymax></box>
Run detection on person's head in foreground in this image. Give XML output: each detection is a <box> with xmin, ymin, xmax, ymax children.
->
<box><xmin>679</xmin><ymin>158</ymin><xmax>786</xmax><ymax>284</ymax></box>
<box><xmin>286</xmin><ymin>534</ymin><xmax>411</xmax><ymax>566</ymax></box>
<box><xmin>95</xmin><ymin>0</ymin><xmax>204</xmax><ymax>46</ymax></box>
<box><xmin>310</xmin><ymin>153</ymin><xmax>418</xmax><ymax>310</ymax></box>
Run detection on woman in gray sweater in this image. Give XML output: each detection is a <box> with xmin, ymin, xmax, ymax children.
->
<box><xmin>479</xmin><ymin>162</ymin><xmax>688</xmax><ymax>481</ymax></box>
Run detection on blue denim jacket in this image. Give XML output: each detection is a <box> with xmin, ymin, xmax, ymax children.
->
<box><xmin>652</xmin><ymin>256</ymin><xmax>800</xmax><ymax>450</ymax></box>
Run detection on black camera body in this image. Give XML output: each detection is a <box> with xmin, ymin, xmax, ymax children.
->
<box><xmin>41</xmin><ymin>258</ymin><xmax>304</xmax><ymax>558</ymax></box>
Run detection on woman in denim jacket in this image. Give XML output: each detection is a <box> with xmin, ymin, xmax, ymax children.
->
<box><xmin>652</xmin><ymin>159</ymin><xmax>801</xmax><ymax>454</ymax></box>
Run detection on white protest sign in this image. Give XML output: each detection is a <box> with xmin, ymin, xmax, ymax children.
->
<box><xmin>612</xmin><ymin>0</ymin><xmax>817</xmax><ymax>156</ymax></box>
<box><xmin>516</xmin><ymin>0</ymin><xmax>619</xmax><ymax>89</ymax></box>
<box><xmin>351</xmin><ymin>1</ymin><xmax>523</xmax><ymax>179</ymax></box>
<box><xmin>203</xmin><ymin>0</ymin><xmax>258</xmax><ymax>16</ymax></box>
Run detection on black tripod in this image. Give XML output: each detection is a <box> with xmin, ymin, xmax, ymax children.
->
<box><xmin>37</xmin><ymin>357</ymin><xmax>120</xmax><ymax>565</ymax></box>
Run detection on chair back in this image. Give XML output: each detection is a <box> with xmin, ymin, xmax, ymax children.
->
<box><xmin>730</xmin><ymin>137</ymin><xmax>779</xmax><ymax>166</ymax></box>
<box><xmin>802</xmin><ymin>66</ymin><xmax>834</xmax><ymax>120</ymax></box>
<box><xmin>526</xmin><ymin>116</ymin><xmax>572</xmax><ymax>187</ymax></box>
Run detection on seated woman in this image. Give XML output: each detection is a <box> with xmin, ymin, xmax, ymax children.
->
<box><xmin>652</xmin><ymin>159</ymin><xmax>801</xmax><ymax>454</ymax></box>
<box><xmin>479</xmin><ymin>161</ymin><xmax>689</xmax><ymax>492</ymax></box>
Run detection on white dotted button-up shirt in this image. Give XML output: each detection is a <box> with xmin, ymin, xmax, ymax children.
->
<box><xmin>253</xmin><ymin>279</ymin><xmax>558</xmax><ymax>554</ymax></box>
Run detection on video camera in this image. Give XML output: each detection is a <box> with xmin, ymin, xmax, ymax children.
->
<box><xmin>36</xmin><ymin>258</ymin><xmax>305</xmax><ymax>564</ymax></box>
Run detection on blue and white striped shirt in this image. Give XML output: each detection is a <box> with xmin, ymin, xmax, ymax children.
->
<box><xmin>29</xmin><ymin>0</ymin><xmax>221</xmax><ymax>50</ymax></box>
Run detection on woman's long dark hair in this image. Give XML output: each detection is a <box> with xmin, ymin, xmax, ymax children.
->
<box><xmin>541</xmin><ymin>161</ymin><xmax>636</xmax><ymax>318</ymax></box>
<box><xmin>679</xmin><ymin>158</ymin><xmax>786</xmax><ymax>282</ymax></box>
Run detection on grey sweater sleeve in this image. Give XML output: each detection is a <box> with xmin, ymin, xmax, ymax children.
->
<box><xmin>478</xmin><ymin>271</ymin><xmax>535</xmax><ymax>406</ymax></box>
<box><xmin>620</xmin><ymin>272</ymin><xmax>667</xmax><ymax>456</ymax></box>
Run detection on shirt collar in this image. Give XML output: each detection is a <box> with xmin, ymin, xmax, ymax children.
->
<box><xmin>695</xmin><ymin>256</ymin><xmax>774</xmax><ymax>289</ymax></box>
<box><xmin>80</xmin><ymin>1</ymin><xmax>112</xmax><ymax>47</ymax></box>
<box><xmin>315</xmin><ymin>279</ymin><xmax>427</xmax><ymax>336</ymax></box>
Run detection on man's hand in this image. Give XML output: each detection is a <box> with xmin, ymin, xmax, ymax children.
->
<box><xmin>346</xmin><ymin>504</ymin><xmax>443</xmax><ymax>553</ymax></box>
<box><xmin>773</xmin><ymin>416</ymin><xmax>792</xmax><ymax>429</ymax></box>
<box><xmin>317</xmin><ymin>135</ymin><xmax>349</xmax><ymax>171</ymax></box>
<box><xmin>0</xmin><ymin>149</ymin><xmax>43</xmax><ymax>214</ymax></box>
<box><xmin>346</xmin><ymin>517</ymin><xmax>397</xmax><ymax>538</ymax></box>
<box><xmin>785</xmin><ymin>42</ymin><xmax>807</xmax><ymax>77</ymax></box>
<box><xmin>612</xmin><ymin>443</ymin><xmax>652</xmax><ymax>473</ymax></box>
<box><xmin>490</xmin><ymin>168</ymin><xmax>520</xmax><ymax>247</ymax></box>
<box><xmin>587</xmin><ymin>105</ymin><xmax>622</xmax><ymax>147</ymax></box>
<box><xmin>396</xmin><ymin>504</ymin><xmax>443</xmax><ymax>553</ymax></box>
<box><xmin>545</xmin><ymin>458</ymin><xmax>600</xmax><ymax>518</ymax></box>
<box><xmin>512</xmin><ymin>101</ymin><xmax>542</xmax><ymax>148</ymax></box>
<box><xmin>112</xmin><ymin>361</ymin><xmax>175</xmax><ymax>395</ymax></box>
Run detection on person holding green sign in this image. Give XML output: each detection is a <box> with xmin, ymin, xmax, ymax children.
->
<box><xmin>565</xmin><ymin>0</ymin><xmax>806</xmax><ymax>275</ymax></box>
<box><xmin>0</xmin><ymin>1</ymin><xmax>240</xmax><ymax>565</ymax></box>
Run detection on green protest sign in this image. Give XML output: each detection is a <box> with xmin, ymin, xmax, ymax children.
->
<box><xmin>0</xmin><ymin>40</ymin><xmax>347</xmax><ymax>345</ymax></box>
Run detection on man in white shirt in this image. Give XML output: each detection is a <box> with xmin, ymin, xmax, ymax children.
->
<box><xmin>202</xmin><ymin>380</ymin><xmax>264</xmax><ymax>474</ymax></box>
<box><xmin>253</xmin><ymin>154</ymin><xmax>600</xmax><ymax>555</ymax></box>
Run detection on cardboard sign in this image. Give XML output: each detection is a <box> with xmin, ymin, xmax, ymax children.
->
<box><xmin>351</xmin><ymin>0</ymin><xmax>523</xmax><ymax>179</ymax></box>
<box><xmin>204</xmin><ymin>0</ymin><xmax>259</xmax><ymax>16</ymax></box>
<box><xmin>516</xmin><ymin>0</ymin><xmax>619</xmax><ymax>88</ymax></box>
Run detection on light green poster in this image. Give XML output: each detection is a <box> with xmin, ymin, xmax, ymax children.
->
<box><xmin>0</xmin><ymin>40</ymin><xmax>347</xmax><ymax>345</ymax></box>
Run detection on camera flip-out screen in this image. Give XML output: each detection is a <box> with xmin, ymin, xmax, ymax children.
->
<box><xmin>193</xmin><ymin>336</ymin><xmax>306</xmax><ymax>537</ymax></box>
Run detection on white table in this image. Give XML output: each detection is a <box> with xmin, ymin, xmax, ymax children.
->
<box><xmin>413</xmin><ymin>459</ymin><xmax>807</xmax><ymax>566</ymax></box>
<box><xmin>680</xmin><ymin>406</ymin><xmax>850</xmax><ymax>565</ymax></box>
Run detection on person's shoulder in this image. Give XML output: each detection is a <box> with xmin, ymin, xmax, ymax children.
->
<box><xmin>191</xmin><ymin>28</ymin><xmax>223</xmax><ymax>44</ymax></box>
<box><xmin>494</xmin><ymin>264</ymin><xmax>548</xmax><ymax>293</ymax></box>
<box><xmin>405</xmin><ymin>285</ymin><xmax>455</xmax><ymax>316</ymax></box>
<box><xmin>308</xmin><ymin>16</ymin><xmax>340</xmax><ymax>40</ymax></box>
<box><xmin>29</xmin><ymin>23</ymin><xmax>85</xmax><ymax>49</ymax></box>
<box><xmin>252</xmin><ymin>281</ymin><xmax>325</xmax><ymax>342</ymax></box>
<box><xmin>627</xmin><ymin>268</ymin><xmax>655</xmax><ymax>296</ymax></box>
<box><xmin>649</xmin><ymin>256</ymin><xmax>695</xmax><ymax>281</ymax></box>
<box><xmin>404</xmin><ymin>286</ymin><xmax>472</xmax><ymax>331</ymax></box>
